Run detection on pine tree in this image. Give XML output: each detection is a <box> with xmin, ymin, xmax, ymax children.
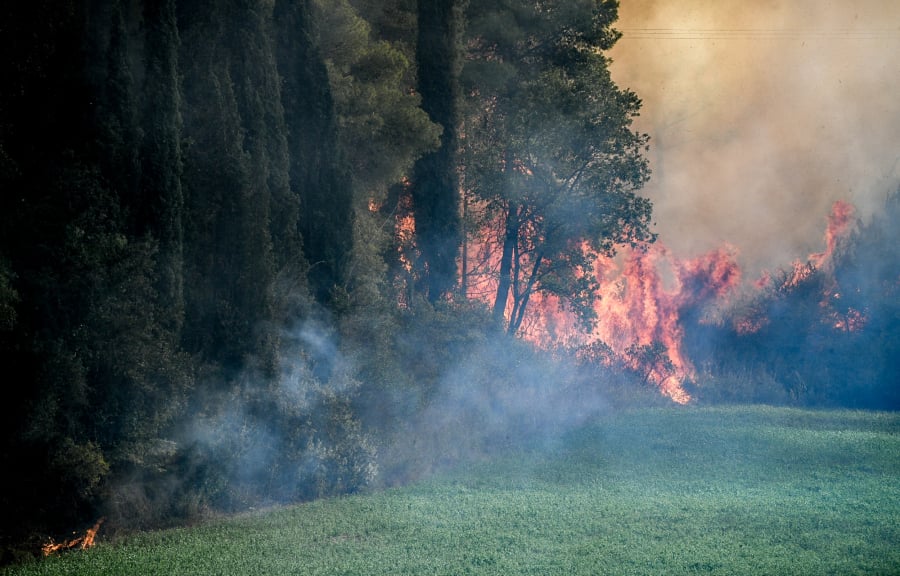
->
<box><xmin>463</xmin><ymin>0</ymin><xmax>653</xmax><ymax>334</ymax></box>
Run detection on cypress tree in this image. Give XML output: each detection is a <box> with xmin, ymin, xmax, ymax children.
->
<box><xmin>410</xmin><ymin>0</ymin><xmax>462</xmax><ymax>302</ymax></box>
<box><xmin>179</xmin><ymin>0</ymin><xmax>257</xmax><ymax>371</ymax></box>
<box><xmin>275</xmin><ymin>0</ymin><xmax>352</xmax><ymax>307</ymax></box>
<box><xmin>179</xmin><ymin>0</ymin><xmax>287</xmax><ymax>374</ymax></box>
<box><xmin>140</xmin><ymin>0</ymin><xmax>185</xmax><ymax>336</ymax></box>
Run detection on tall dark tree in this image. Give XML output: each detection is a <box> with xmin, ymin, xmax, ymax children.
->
<box><xmin>410</xmin><ymin>0</ymin><xmax>463</xmax><ymax>301</ymax></box>
<box><xmin>139</xmin><ymin>0</ymin><xmax>185</xmax><ymax>336</ymax></box>
<box><xmin>178</xmin><ymin>0</ymin><xmax>279</xmax><ymax>374</ymax></box>
<box><xmin>274</xmin><ymin>0</ymin><xmax>350</xmax><ymax>307</ymax></box>
<box><xmin>0</xmin><ymin>0</ymin><xmax>193</xmax><ymax>542</ymax></box>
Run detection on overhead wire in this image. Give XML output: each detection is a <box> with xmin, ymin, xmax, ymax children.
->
<box><xmin>617</xmin><ymin>28</ymin><xmax>900</xmax><ymax>40</ymax></box>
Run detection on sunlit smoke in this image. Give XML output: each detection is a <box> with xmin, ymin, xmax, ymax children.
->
<box><xmin>608</xmin><ymin>0</ymin><xmax>900</xmax><ymax>277</ymax></box>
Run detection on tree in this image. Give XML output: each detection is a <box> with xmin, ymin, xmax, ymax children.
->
<box><xmin>179</xmin><ymin>0</ymin><xmax>282</xmax><ymax>374</ymax></box>
<box><xmin>139</xmin><ymin>0</ymin><xmax>185</xmax><ymax>337</ymax></box>
<box><xmin>410</xmin><ymin>0</ymin><xmax>463</xmax><ymax>302</ymax></box>
<box><xmin>463</xmin><ymin>0</ymin><xmax>654</xmax><ymax>334</ymax></box>
<box><xmin>276</xmin><ymin>0</ymin><xmax>355</xmax><ymax>308</ymax></box>
<box><xmin>310</xmin><ymin>0</ymin><xmax>439</xmax><ymax>252</ymax></box>
<box><xmin>0</xmin><ymin>0</ymin><xmax>196</xmax><ymax>541</ymax></box>
<box><xmin>309</xmin><ymin>0</ymin><xmax>442</xmax><ymax>432</ymax></box>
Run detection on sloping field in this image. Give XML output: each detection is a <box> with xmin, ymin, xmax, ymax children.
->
<box><xmin>6</xmin><ymin>406</ymin><xmax>899</xmax><ymax>575</ymax></box>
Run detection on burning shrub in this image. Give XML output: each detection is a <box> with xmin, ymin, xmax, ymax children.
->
<box><xmin>683</xmin><ymin>195</ymin><xmax>900</xmax><ymax>410</ymax></box>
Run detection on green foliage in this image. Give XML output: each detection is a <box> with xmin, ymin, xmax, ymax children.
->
<box><xmin>349</xmin><ymin>0</ymin><xmax>417</xmax><ymax>55</ymax></box>
<box><xmin>306</xmin><ymin>0</ymin><xmax>442</xmax><ymax>319</ymax></box>
<box><xmin>462</xmin><ymin>0</ymin><xmax>654</xmax><ymax>334</ymax></box>
<box><xmin>313</xmin><ymin>0</ymin><xmax>440</xmax><ymax>194</ymax></box>
<box><xmin>0</xmin><ymin>258</ymin><xmax>18</xmax><ymax>332</ymax></box>
<box><xmin>50</xmin><ymin>439</ymin><xmax>110</xmax><ymax>503</ymax></box>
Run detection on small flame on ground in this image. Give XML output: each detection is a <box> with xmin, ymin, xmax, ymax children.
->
<box><xmin>42</xmin><ymin>518</ymin><xmax>104</xmax><ymax>556</ymax></box>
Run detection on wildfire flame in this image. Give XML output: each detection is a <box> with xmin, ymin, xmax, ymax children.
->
<box><xmin>559</xmin><ymin>243</ymin><xmax>740</xmax><ymax>404</ymax></box>
<box><xmin>772</xmin><ymin>200</ymin><xmax>856</xmax><ymax>289</ymax></box>
<box><xmin>463</xmin><ymin>214</ymin><xmax>742</xmax><ymax>403</ymax></box>
<box><xmin>420</xmin><ymin>195</ymin><xmax>861</xmax><ymax>403</ymax></box>
<box><xmin>42</xmin><ymin>518</ymin><xmax>104</xmax><ymax>556</ymax></box>
<box><xmin>743</xmin><ymin>200</ymin><xmax>865</xmax><ymax>334</ymax></box>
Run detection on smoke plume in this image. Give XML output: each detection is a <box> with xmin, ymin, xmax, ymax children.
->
<box><xmin>608</xmin><ymin>0</ymin><xmax>900</xmax><ymax>278</ymax></box>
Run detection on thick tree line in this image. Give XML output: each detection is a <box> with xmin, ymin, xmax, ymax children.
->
<box><xmin>0</xmin><ymin>0</ymin><xmax>359</xmax><ymax>552</ymax></box>
<box><xmin>0</xmin><ymin>0</ymin><xmax>656</xmax><ymax>559</ymax></box>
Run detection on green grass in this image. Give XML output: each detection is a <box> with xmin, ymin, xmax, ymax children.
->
<box><xmin>6</xmin><ymin>406</ymin><xmax>899</xmax><ymax>575</ymax></box>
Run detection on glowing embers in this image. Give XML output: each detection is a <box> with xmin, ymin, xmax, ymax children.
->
<box><xmin>42</xmin><ymin>518</ymin><xmax>104</xmax><ymax>556</ymax></box>
<box><xmin>829</xmin><ymin>301</ymin><xmax>867</xmax><ymax>333</ymax></box>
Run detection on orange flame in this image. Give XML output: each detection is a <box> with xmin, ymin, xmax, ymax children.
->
<box><xmin>584</xmin><ymin>244</ymin><xmax>741</xmax><ymax>403</ymax></box>
<box><xmin>772</xmin><ymin>200</ymin><xmax>856</xmax><ymax>289</ymax></box>
<box><xmin>42</xmin><ymin>518</ymin><xmax>104</xmax><ymax>556</ymax></box>
<box><xmin>463</xmin><ymin>212</ymin><xmax>742</xmax><ymax>403</ymax></box>
<box><xmin>458</xmin><ymin>199</ymin><xmax>860</xmax><ymax>401</ymax></box>
<box><xmin>744</xmin><ymin>200</ymin><xmax>865</xmax><ymax>334</ymax></box>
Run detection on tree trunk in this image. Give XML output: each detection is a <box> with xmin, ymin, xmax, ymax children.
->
<box><xmin>508</xmin><ymin>249</ymin><xmax>544</xmax><ymax>335</ymax></box>
<box><xmin>493</xmin><ymin>201</ymin><xmax>518</xmax><ymax>326</ymax></box>
<box><xmin>411</xmin><ymin>0</ymin><xmax>461</xmax><ymax>302</ymax></box>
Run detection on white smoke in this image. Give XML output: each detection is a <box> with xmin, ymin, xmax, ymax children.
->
<box><xmin>608</xmin><ymin>0</ymin><xmax>900</xmax><ymax>279</ymax></box>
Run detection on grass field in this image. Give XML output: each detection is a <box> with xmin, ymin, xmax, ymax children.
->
<box><xmin>5</xmin><ymin>405</ymin><xmax>899</xmax><ymax>575</ymax></box>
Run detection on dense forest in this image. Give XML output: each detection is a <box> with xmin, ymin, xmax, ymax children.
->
<box><xmin>0</xmin><ymin>0</ymin><xmax>897</xmax><ymax>562</ymax></box>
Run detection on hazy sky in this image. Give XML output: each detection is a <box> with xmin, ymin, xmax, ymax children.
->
<box><xmin>608</xmin><ymin>0</ymin><xmax>900</xmax><ymax>277</ymax></box>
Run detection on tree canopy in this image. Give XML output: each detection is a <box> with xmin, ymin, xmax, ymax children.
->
<box><xmin>462</xmin><ymin>0</ymin><xmax>654</xmax><ymax>334</ymax></box>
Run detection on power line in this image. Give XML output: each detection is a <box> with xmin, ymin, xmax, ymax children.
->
<box><xmin>618</xmin><ymin>28</ymin><xmax>900</xmax><ymax>40</ymax></box>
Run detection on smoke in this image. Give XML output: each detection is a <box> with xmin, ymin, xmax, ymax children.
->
<box><xmin>159</xmin><ymin>317</ymin><xmax>378</xmax><ymax>516</ymax></box>
<box><xmin>608</xmin><ymin>0</ymin><xmax>900</xmax><ymax>278</ymax></box>
<box><xmin>373</xmin><ymin>326</ymin><xmax>683</xmax><ymax>489</ymax></box>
